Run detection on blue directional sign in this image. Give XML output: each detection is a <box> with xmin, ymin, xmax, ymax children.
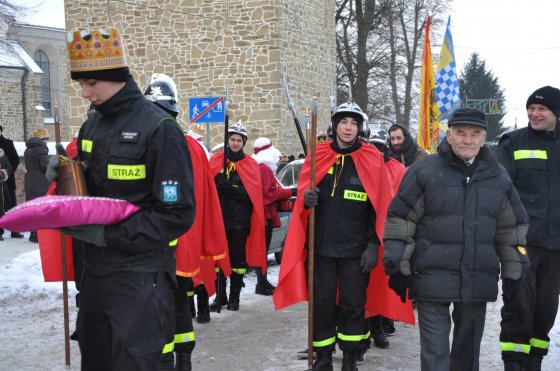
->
<box><xmin>189</xmin><ymin>97</ymin><xmax>225</xmax><ymax>123</ymax></box>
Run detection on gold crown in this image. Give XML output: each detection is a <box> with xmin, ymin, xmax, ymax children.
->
<box><xmin>33</xmin><ymin>128</ymin><xmax>49</xmax><ymax>139</ymax></box>
<box><xmin>67</xmin><ymin>28</ymin><xmax>127</xmax><ymax>72</ymax></box>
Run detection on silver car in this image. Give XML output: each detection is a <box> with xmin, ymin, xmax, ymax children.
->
<box><xmin>269</xmin><ymin>159</ymin><xmax>304</xmax><ymax>263</ymax></box>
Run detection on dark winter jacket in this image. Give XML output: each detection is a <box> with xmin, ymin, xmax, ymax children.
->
<box><xmin>388</xmin><ymin>124</ymin><xmax>429</xmax><ymax>166</ymax></box>
<box><xmin>24</xmin><ymin>137</ymin><xmax>51</xmax><ymax>201</ymax></box>
<box><xmin>77</xmin><ymin>77</ymin><xmax>196</xmax><ymax>276</ymax></box>
<box><xmin>0</xmin><ymin>151</ymin><xmax>13</xmax><ymax>215</ymax></box>
<box><xmin>314</xmin><ymin>140</ymin><xmax>379</xmax><ymax>258</ymax></box>
<box><xmin>216</xmin><ymin>149</ymin><xmax>253</xmax><ymax>231</ymax></box>
<box><xmin>383</xmin><ymin>140</ymin><xmax>529</xmax><ymax>303</ymax></box>
<box><xmin>497</xmin><ymin>125</ymin><xmax>560</xmax><ymax>250</ymax></box>
<box><xmin>0</xmin><ymin>134</ymin><xmax>20</xmax><ymax>190</ymax></box>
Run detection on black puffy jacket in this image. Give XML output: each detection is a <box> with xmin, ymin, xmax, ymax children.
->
<box><xmin>383</xmin><ymin>141</ymin><xmax>528</xmax><ymax>303</ymax></box>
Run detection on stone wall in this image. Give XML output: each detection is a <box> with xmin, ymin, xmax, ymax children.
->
<box><xmin>64</xmin><ymin>0</ymin><xmax>335</xmax><ymax>156</ymax></box>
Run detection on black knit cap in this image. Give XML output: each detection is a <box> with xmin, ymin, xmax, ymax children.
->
<box><xmin>70</xmin><ymin>67</ymin><xmax>130</xmax><ymax>82</ymax></box>
<box><xmin>526</xmin><ymin>86</ymin><xmax>560</xmax><ymax>118</ymax></box>
<box><xmin>447</xmin><ymin>107</ymin><xmax>487</xmax><ymax>130</ymax></box>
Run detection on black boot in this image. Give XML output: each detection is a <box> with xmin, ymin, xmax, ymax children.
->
<box><xmin>370</xmin><ymin>316</ymin><xmax>389</xmax><ymax>348</ymax></box>
<box><xmin>161</xmin><ymin>353</ymin><xmax>174</xmax><ymax>371</ymax></box>
<box><xmin>196</xmin><ymin>285</ymin><xmax>210</xmax><ymax>324</ymax></box>
<box><xmin>255</xmin><ymin>268</ymin><xmax>275</xmax><ymax>296</ymax></box>
<box><xmin>29</xmin><ymin>231</ymin><xmax>38</xmax><ymax>243</ymax></box>
<box><xmin>11</xmin><ymin>232</ymin><xmax>24</xmax><ymax>239</ymax></box>
<box><xmin>175</xmin><ymin>351</ymin><xmax>192</xmax><ymax>371</ymax></box>
<box><xmin>382</xmin><ymin>317</ymin><xmax>395</xmax><ymax>335</ymax></box>
<box><xmin>227</xmin><ymin>272</ymin><xmax>244</xmax><ymax>311</ymax></box>
<box><xmin>341</xmin><ymin>350</ymin><xmax>358</xmax><ymax>371</ymax></box>
<box><xmin>504</xmin><ymin>361</ymin><xmax>527</xmax><ymax>371</ymax></box>
<box><xmin>209</xmin><ymin>273</ymin><xmax>227</xmax><ymax>312</ymax></box>
<box><xmin>530</xmin><ymin>355</ymin><xmax>542</xmax><ymax>371</ymax></box>
<box><xmin>312</xmin><ymin>349</ymin><xmax>333</xmax><ymax>371</ymax></box>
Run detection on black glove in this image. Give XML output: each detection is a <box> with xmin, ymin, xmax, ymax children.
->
<box><xmin>291</xmin><ymin>187</ymin><xmax>298</xmax><ymax>198</ymax></box>
<box><xmin>502</xmin><ymin>278</ymin><xmax>522</xmax><ymax>301</ymax></box>
<box><xmin>46</xmin><ymin>155</ymin><xmax>59</xmax><ymax>181</ymax></box>
<box><xmin>303</xmin><ymin>188</ymin><xmax>319</xmax><ymax>208</ymax></box>
<box><xmin>215</xmin><ymin>178</ymin><xmax>232</xmax><ymax>194</ymax></box>
<box><xmin>360</xmin><ymin>243</ymin><xmax>379</xmax><ymax>273</ymax></box>
<box><xmin>388</xmin><ymin>274</ymin><xmax>411</xmax><ymax>303</ymax></box>
<box><xmin>60</xmin><ymin>224</ymin><xmax>106</xmax><ymax>247</ymax></box>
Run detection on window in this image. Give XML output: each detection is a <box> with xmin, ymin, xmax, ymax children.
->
<box><xmin>33</xmin><ymin>50</ymin><xmax>51</xmax><ymax>117</ymax></box>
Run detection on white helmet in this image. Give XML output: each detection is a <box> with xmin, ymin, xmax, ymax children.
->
<box><xmin>331</xmin><ymin>101</ymin><xmax>368</xmax><ymax>135</ymax></box>
<box><xmin>150</xmin><ymin>73</ymin><xmax>178</xmax><ymax>103</ymax></box>
<box><xmin>228</xmin><ymin>120</ymin><xmax>248</xmax><ymax>143</ymax></box>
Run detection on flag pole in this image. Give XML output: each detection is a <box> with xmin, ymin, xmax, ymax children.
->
<box><xmin>306</xmin><ymin>97</ymin><xmax>318</xmax><ymax>369</ymax></box>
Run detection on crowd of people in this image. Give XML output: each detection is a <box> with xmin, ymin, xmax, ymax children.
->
<box><xmin>11</xmin><ymin>26</ymin><xmax>558</xmax><ymax>371</ymax></box>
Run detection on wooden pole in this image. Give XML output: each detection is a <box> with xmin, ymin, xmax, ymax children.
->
<box><xmin>307</xmin><ymin>98</ymin><xmax>318</xmax><ymax>369</ymax></box>
<box><xmin>54</xmin><ymin>107</ymin><xmax>71</xmax><ymax>367</ymax></box>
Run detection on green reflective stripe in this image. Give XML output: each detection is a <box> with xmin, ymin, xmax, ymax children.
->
<box><xmin>107</xmin><ymin>164</ymin><xmax>146</xmax><ymax>180</ymax></box>
<box><xmin>313</xmin><ymin>336</ymin><xmax>336</xmax><ymax>347</ymax></box>
<box><xmin>81</xmin><ymin>139</ymin><xmax>93</xmax><ymax>153</ymax></box>
<box><xmin>362</xmin><ymin>330</ymin><xmax>371</xmax><ymax>340</ymax></box>
<box><xmin>513</xmin><ymin>150</ymin><xmax>548</xmax><ymax>160</ymax></box>
<box><xmin>500</xmin><ymin>342</ymin><xmax>531</xmax><ymax>354</ymax></box>
<box><xmin>338</xmin><ymin>332</ymin><xmax>364</xmax><ymax>342</ymax></box>
<box><xmin>530</xmin><ymin>338</ymin><xmax>549</xmax><ymax>350</ymax></box>
<box><xmin>343</xmin><ymin>190</ymin><xmax>367</xmax><ymax>202</ymax></box>
<box><xmin>327</xmin><ymin>167</ymin><xmax>333</xmax><ymax>174</ymax></box>
<box><xmin>162</xmin><ymin>340</ymin><xmax>174</xmax><ymax>354</ymax></box>
<box><xmin>174</xmin><ymin>331</ymin><xmax>195</xmax><ymax>345</ymax></box>
<box><xmin>187</xmin><ymin>290</ymin><xmax>194</xmax><ymax>297</ymax></box>
<box><xmin>215</xmin><ymin>267</ymin><xmax>221</xmax><ymax>273</ymax></box>
<box><xmin>232</xmin><ymin>268</ymin><xmax>246</xmax><ymax>274</ymax></box>
<box><xmin>169</xmin><ymin>239</ymin><xmax>177</xmax><ymax>247</ymax></box>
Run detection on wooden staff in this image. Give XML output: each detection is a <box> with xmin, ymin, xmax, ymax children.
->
<box><xmin>307</xmin><ymin>97</ymin><xmax>318</xmax><ymax>369</ymax></box>
<box><xmin>217</xmin><ymin>83</ymin><xmax>230</xmax><ymax>314</ymax></box>
<box><xmin>54</xmin><ymin>107</ymin><xmax>71</xmax><ymax>367</ymax></box>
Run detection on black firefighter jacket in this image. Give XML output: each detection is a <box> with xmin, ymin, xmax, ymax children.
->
<box><xmin>497</xmin><ymin>125</ymin><xmax>560</xmax><ymax>250</ymax></box>
<box><xmin>77</xmin><ymin>77</ymin><xmax>196</xmax><ymax>276</ymax></box>
<box><xmin>383</xmin><ymin>141</ymin><xmax>528</xmax><ymax>303</ymax></box>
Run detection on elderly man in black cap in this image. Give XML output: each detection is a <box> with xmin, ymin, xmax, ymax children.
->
<box><xmin>383</xmin><ymin>107</ymin><xmax>529</xmax><ymax>371</ymax></box>
<box><xmin>498</xmin><ymin>86</ymin><xmax>560</xmax><ymax>371</ymax></box>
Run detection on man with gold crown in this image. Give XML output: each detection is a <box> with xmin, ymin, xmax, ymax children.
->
<box><xmin>47</xmin><ymin>28</ymin><xmax>196</xmax><ymax>370</ymax></box>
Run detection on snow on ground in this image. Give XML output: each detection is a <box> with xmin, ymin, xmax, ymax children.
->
<box><xmin>1</xmin><ymin>235</ymin><xmax>560</xmax><ymax>370</ymax></box>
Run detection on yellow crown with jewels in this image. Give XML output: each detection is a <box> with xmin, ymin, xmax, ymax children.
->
<box><xmin>67</xmin><ymin>28</ymin><xmax>127</xmax><ymax>72</ymax></box>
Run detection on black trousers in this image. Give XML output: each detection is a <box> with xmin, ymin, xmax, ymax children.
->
<box><xmin>417</xmin><ymin>301</ymin><xmax>487</xmax><ymax>371</ymax></box>
<box><xmin>500</xmin><ymin>247</ymin><xmax>560</xmax><ymax>361</ymax></box>
<box><xmin>77</xmin><ymin>270</ymin><xmax>173</xmax><ymax>371</ymax></box>
<box><xmin>173</xmin><ymin>276</ymin><xmax>195</xmax><ymax>353</ymax></box>
<box><xmin>313</xmin><ymin>255</ymin><xmax>368</xmax><ymax>352</ymax></box>
<box><xmin>226</xmin><ymin>229</ymin><xmax>249</xmax><ymax>272</ymax></box>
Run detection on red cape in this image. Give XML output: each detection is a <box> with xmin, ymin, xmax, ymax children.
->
<box><xmin>38</xmin><ymin>139</ymin><xmax>79</xmax><ymax>282</ymax></box>
<box><xmin>209</xmin><ymin>152</ymin><xmax>267</xmax><ymax>272</ymax></box>
<box><xmin>176</xmin><ymin>136</ymin><xmax>230</xmax><ymax>295</ymax></box>
<box><xmin>273</xmin><ymin>142</ymin><xmax>415</xmax><ymax>325</ymax></box>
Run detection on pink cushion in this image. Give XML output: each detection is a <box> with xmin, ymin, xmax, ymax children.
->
<box><xmin>0</xmin><ymin>195</ymin><xmax>140</xmax><ymax>232</ymax></box>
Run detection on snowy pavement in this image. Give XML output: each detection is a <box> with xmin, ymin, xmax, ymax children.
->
<box><xmin>1</xmin><ymin>235</ymin><xmax>559</xmax><ymax>370</ymax></box>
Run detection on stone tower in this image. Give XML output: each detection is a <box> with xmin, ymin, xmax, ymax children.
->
<box><xmin>64</xmin><ymin>0</ymin><xmax>336</xmax><ymax>155</ymax></box>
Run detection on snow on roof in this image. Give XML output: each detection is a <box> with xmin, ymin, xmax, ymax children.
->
<box><xmin>0</xmin><ymin>40</ymin><xmax>42</xmax><ymax>73</ymax></box>
<box><xmin>9</xmin><ymin>41</ymin><xmax>42</xmax><ymax>73</ymax></box>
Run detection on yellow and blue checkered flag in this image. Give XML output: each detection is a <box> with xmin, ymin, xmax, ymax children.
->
<box><xmin>435</xmin><ymin>16</ymin><xmax>461</xmax><ymax>124</ymax></box>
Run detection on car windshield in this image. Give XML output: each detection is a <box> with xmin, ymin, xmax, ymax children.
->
<box><xmin>276</xmin><ymin>160</ymin><xmax>304</xmax><ymax>188</ymax></box>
